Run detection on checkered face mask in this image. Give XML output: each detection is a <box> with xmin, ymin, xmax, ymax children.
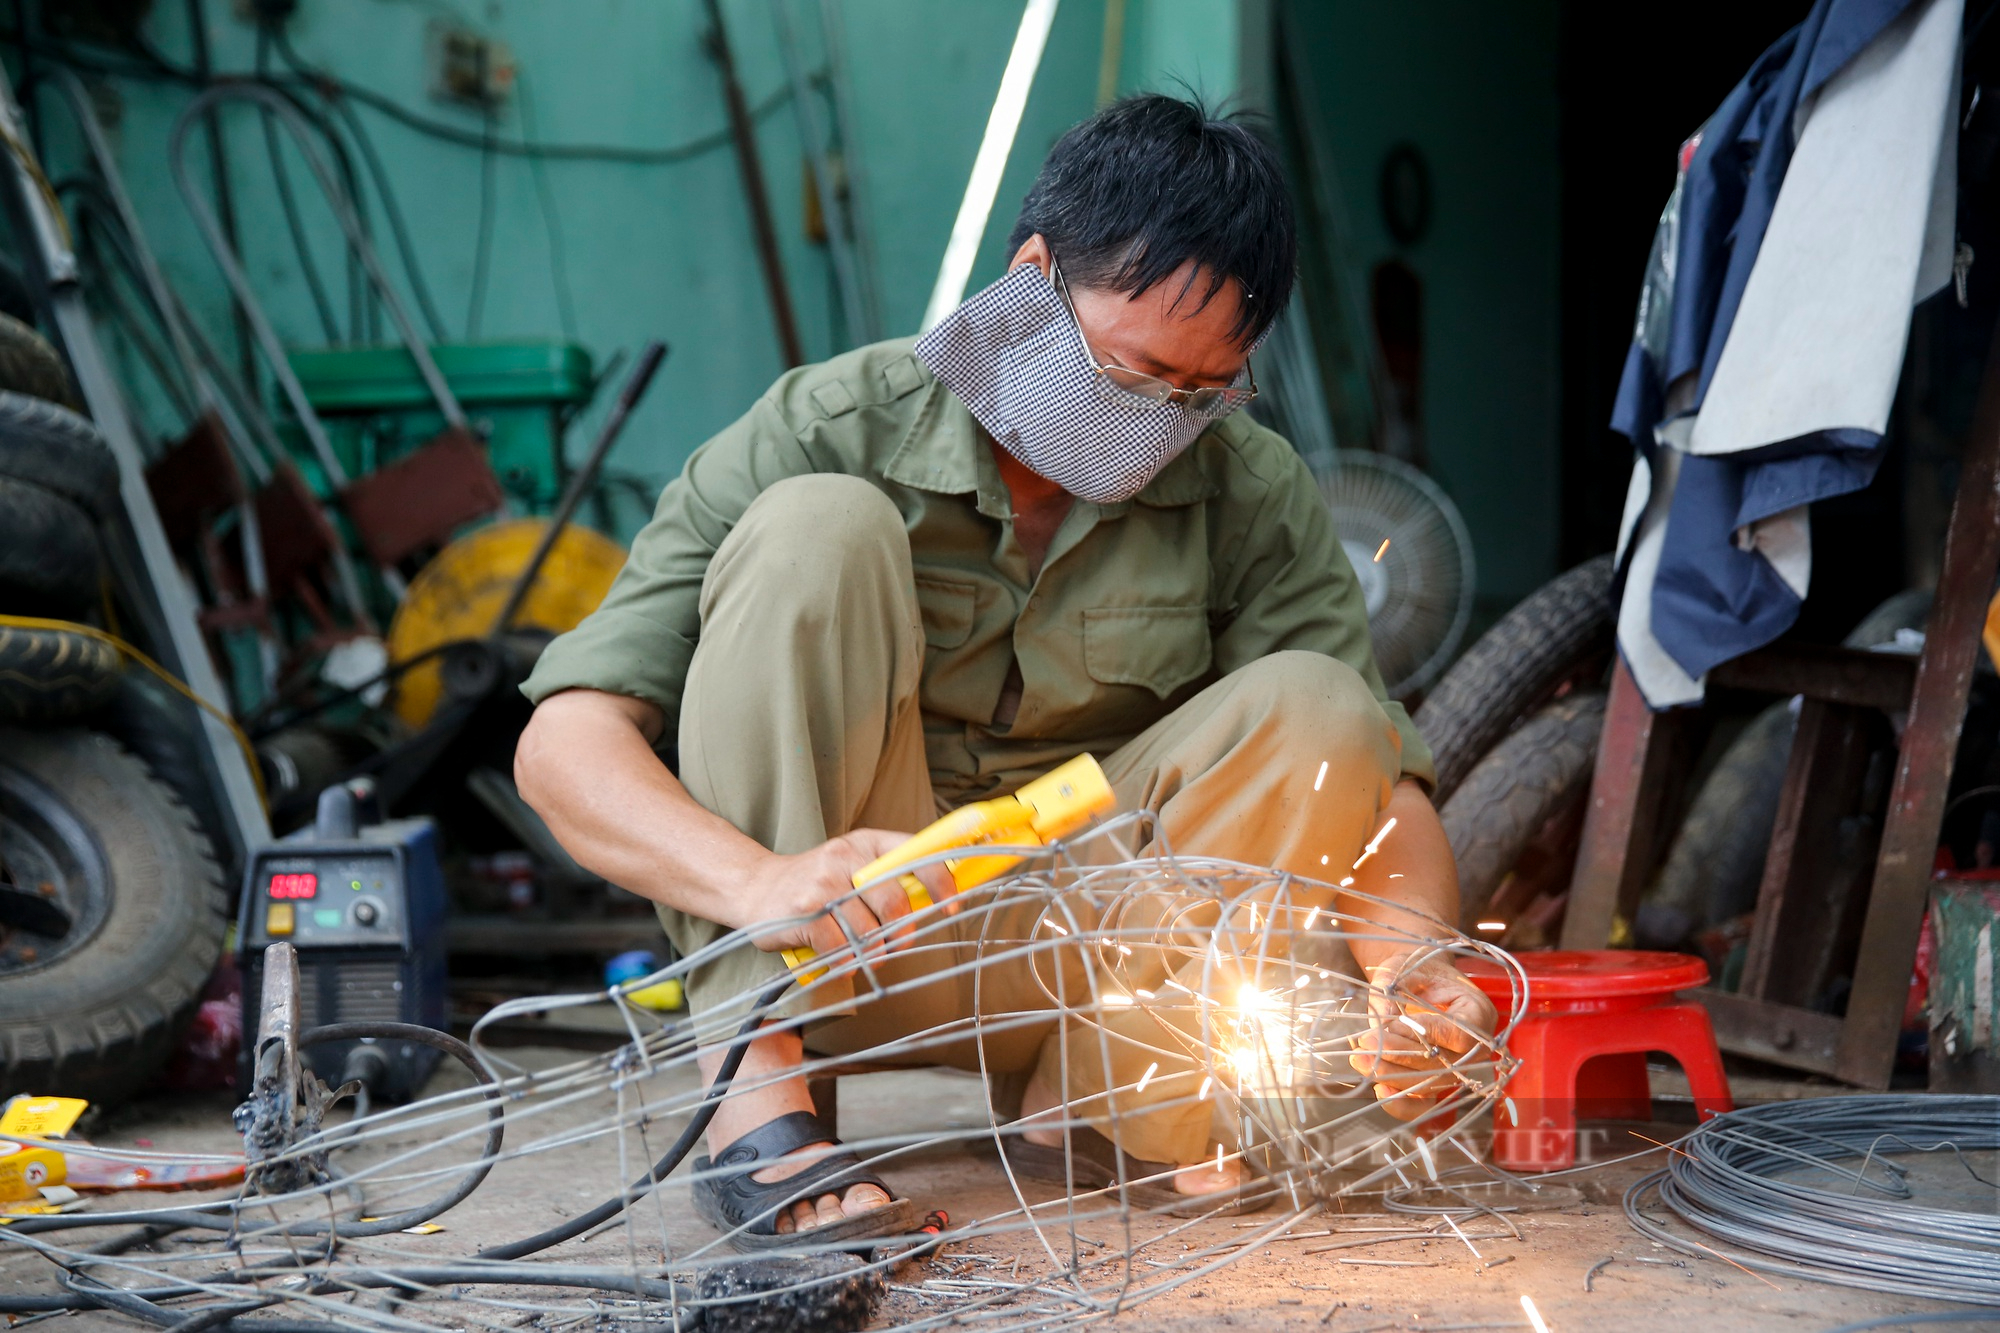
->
<box><xmin>916</xmin><ymin>264</ymin><xmax>1248</xmax><ymax>505</ymax></box>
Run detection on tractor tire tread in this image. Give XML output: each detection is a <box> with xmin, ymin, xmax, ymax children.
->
<box><xmin>1415</xmin><ymin>554</ymin><xmax>1616</xmax><ymax>803</ymax></box>
<box><xmin>1440</xmin><ymin>689</ymin><xmax>1607</xmax><ymax>924</ymax></box>
<box><xmin>0</xmin><ymin>624</ymin><xmax>122</xmax><ymax>721</ymax></box>
<box><xmin>0</xmin><ymin>730</ymin><xmax>226</xmax><ymax>1106</ymax></box>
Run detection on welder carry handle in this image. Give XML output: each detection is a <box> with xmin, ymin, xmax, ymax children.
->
<box><xmin>781</xmin><ymin>753</ymin><xmax>1115</xmax><ymax>981</ymax></box>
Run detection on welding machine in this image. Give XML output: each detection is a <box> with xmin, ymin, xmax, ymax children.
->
<box><xmin>238</xmin><ymin>782</ymin><xmax>449</xmax><ymax>1099</ymax></box>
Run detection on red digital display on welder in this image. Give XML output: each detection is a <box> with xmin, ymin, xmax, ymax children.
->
<box><xmin>269</xmin><ymin>872</ymin><xmax>318</xmax><ymax>900</ymax></box>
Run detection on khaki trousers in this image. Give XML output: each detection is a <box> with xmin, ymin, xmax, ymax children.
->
<box><xmin>664</xmin><ymin>475</ymin><xmax>1402</xmax><ymax>1162</ymax></box>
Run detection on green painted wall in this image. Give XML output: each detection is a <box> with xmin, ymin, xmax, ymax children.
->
<box><xmin>24</xmin><ymin>0</ymin><xmax>1243</xmax><ymax>536</ymax></box>
<box><xmin>1281</xmin><ymin>1</ymin><xmax>1562</xmax><ymax>608</ymax></box>
<box><xmin>24</xmin><ymin>0</ymin><xmax>1557</xmax><ymax>605</ymax></box>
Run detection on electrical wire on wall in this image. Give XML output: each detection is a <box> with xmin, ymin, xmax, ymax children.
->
<box><xmin>513</xmin><ymin>75</ymin><xmax>578</xmax><ymax>343</ymax></box>
<box><xmin>10</xmin><ymin>0</ymin><xmax>811</xmax><ymax>362</ymax></box>
<box><xmin>463</xmin><ymin>104</ymin><xmax>497</xmax><ymax>339</ymax></box>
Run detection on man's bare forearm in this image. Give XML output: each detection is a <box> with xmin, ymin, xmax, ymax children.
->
<box><xmin>1336</xmin><ymin>779</ymin><xmax>1461</xmax><ymax>971</ymax></box>
<box><xmin>514</xmin><ymin>689</ymin><xmax>768</xmax><ymax>929</ymax></box>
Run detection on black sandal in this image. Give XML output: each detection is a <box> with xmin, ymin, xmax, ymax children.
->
<box><xmin>691</xmin><ymin>1110</ymin><xmax>918</xmax><ymax>1252</ymax></box>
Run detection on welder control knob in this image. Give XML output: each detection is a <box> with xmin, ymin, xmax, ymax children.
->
<box><xmin>353</xmin><ymin>899</ymin><xmax>380</xmax><ymax>927</ymax></box>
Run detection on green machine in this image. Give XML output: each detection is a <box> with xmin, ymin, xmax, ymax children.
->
<box><xmin>282</xmin><ymin>341</ymin><xmax>595</xmax><ymax>511</ymax></box>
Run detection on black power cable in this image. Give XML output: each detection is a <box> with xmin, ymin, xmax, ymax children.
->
<box><xmin>0</xmin><ymin>982</ymin><xmax>788</xmax><ymax>1323</ymax></box>
<box><xmin>267</xmin><ymin>19</ymin><xmax>793</xmax><ymax>166</ymax></box>
<box><xmin>22</xmin><ymin>24</ymin><xmax>798</xmax><ymax>166</ymax></box>
<box><xmin>255</xmin><ymin>27</ymin><xmax>341</xmax><ymax>343</ymax></box>
<box><xmin>463</xmin><ymin>104</ymin><xmax>497</xmax><ymax>339</ymax></box>
<box><xmin>475</xmin><ymin>974</ymin><xmax>792</xmax><ymax>1261</ymax></box>
<box><xmin>293</xmin><ymin>1022</ymin><xmax>506</xmax><ymax>1237</ymax></box>
<box><xmin>309</xmin><ymin>81</ymin><xmax>449</xmax><ymax>343</ymax></box>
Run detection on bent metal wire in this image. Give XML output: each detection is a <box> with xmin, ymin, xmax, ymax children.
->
<box><xmin>0</xmin><ymin>813</ymin><xmax>1524</xmax><ymax>1331</ymax></box>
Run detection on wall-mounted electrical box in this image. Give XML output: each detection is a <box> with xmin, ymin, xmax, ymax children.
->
<box><xmin>427</xmin><ymin>20</ymin><xmax>515</xmax><ymax>109</ymax></box>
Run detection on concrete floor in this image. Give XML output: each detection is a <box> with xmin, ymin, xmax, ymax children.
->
<box><xmin>4</xmin><ymin>1045</ymin><xmax>1987</xmax><ymax>1333</ymax></box>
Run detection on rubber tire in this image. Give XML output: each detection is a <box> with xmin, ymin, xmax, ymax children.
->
<box><xmin>0</xmin><ymin>252</ymin><xmax>35</xmax><ymax>326</ymax></box>
<box><xmin>1634</xmin><ymin>702</ymin><xmax>1793</xmax><ymax>950</ymax></box>
<box><xmin>0</xmin><ymin>625</ymin><xmax>122</xmax><ymax>722</ymax></box>
<box><xmin>0</xmin><ymin>479</ymin><xmax>102</xmax><ymax>613</ymax></box>
<box><xmin>1415</xmin><ymin>554</ymin><xmax>1616</xmax><ymax>803</ymax></box>
<box><xmin>1439</xmin><ymin>689</ymin><xmax>1607</xmax><ymax>925</ymax></box>
<box><xmin>1845</xmin><ymin>587</ymin><xmax>1932</xmax><ymax>650</ymax></box>
<box><xmin>1633</xmin><ymin>587</ymin><xmax>1934</xmax><ymax>951</ymax></box>
<box><xmin>0</xmin><ymin>729</ymin><xmax>226</xmax><ymax>1106</ymax></box>
<box><xmin>256</xmin><ymin>724</ymin><xmax>349</xmax><ymax>810</ymax></box>
<box><xmin>100</xmin><ymin>669</ymin><xmax>236</xmax><ymax>870</ymax></box>
<box><xmin>0</xmin><ymin>312</ymin><xmax>76</xmax><ymax>408</ymax></box>
<box><xmin>0</xmin><ymin>392</ymin><xmax>121</xmax><ymax>520</ymax></box>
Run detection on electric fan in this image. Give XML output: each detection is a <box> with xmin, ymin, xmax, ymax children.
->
<box><xmin>1310</xmin><ymin>449</ymin><xmax>1476</xmax><ymax>699</ymax></box>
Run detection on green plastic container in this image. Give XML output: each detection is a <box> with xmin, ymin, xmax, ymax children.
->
<box><xmin>279</xmin><ymin>340</ymin><xmax>595</xmax><ymax>510</ymax></box>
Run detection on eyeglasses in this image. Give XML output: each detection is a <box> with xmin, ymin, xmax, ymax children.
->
<box><xmin>1052</xmin><ymin>261</ymin><xmax>1258</xmax><ymax>416</ymax></box>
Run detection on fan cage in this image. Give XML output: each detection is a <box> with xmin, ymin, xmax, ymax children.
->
<box><xmin>1308</xmin><ymin>449</ymin><xmax>1477</xmax><ymax>699</ymax></box>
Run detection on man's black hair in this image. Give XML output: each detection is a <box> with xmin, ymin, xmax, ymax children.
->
<box><xmin>1006</xmin><ymin>93</ymin><xmax>1295</xmax><ymax>347</ymax></box>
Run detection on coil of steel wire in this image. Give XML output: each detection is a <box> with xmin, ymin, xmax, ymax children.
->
<box><xmin>1624</xmin><ymin>1094</ymin><xmax>2000</xmax><ymax>1305</ymax></box>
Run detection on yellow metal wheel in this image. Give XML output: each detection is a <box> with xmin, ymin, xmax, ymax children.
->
<box><xmin>386</xmin><ymin>520</ymin><xmax>625</xmax><ymax>728</ymax></box>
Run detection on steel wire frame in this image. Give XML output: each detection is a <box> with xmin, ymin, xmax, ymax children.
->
<box><xmin>1624</xmin><ymin>1094</ymin><xmax>2000</xmax><ymax>1306</ymax></box>
<box><xmin>0</xmin><ymin>814</ymin><xmax>1526</xmax><ymax>1331</ymax></box>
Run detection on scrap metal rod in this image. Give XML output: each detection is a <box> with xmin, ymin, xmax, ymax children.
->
<box><xmin>491</xmin><ymin>340</ymin><xmax>666</xmax><ymax>637</ymax></box>
<box><xmin>703</xmin><ymin>0</ymin><xmax>803</xmax><ymax>368</ymax></box>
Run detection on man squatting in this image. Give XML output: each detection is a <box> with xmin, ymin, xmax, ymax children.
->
<box><xmin>517</xmin><ymin>94</ymin><xmax>1497</xmax><ymax>1249</ymax></box>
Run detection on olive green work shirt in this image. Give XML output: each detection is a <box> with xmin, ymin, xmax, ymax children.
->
<box><xmin>522</xmin><ymin>337</ymin><xmax>1434</xmax><ymax>802</ymax></box>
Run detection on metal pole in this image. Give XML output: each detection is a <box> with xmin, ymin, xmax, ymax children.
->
<box><xmin>703</xmin><ymin>0</ymin><xmax>806</xmax><ymax>368</ymax></box>
<box><xmin>492</xmin><ymin>341</ymin><xmax>667</xmax><ymax>636</ymax></box>
<box><xmin>817</xmin><ymin>0</ymin><xmax>884</xmax><ymax>342</ymax></box>
<box><xmin>771</xmin><ymin>0</ymin><xmax>868</xmax><ymax>348</ymax></box>
<box><xmin>168</xmin><ymin>106</ymin><xmax>375</xmax><ymax>629</ymax></box>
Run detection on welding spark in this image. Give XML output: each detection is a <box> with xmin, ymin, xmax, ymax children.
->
<box><xmin>1197</xmin><ymin>1075</ymin><xmax>1213</xmax><ymax>1100</ymax></box>
<box><xmin>1320</xmin><ymin>854</ymin><xmax>1330</xmax><ymax>866</ymax></box>
<box><xmin>1215</xmin><ymin>1143</ymin><xmax>1225</xmax><ymax>1173</ymax></box>
<box><xmin>1477</xmin><ymin>920</ymin><xmax>1507</xmax><ymax>932</ymax></box>
<box><xmin>1351</xmin><ymin>816</ymin><xmax>1398</xmax><ymax>871</ymax></box>
<box><xmin>1414</xmin><ymin>1134</ymin><xmax>1439</xmax><ymax>1182</ymax></box>
<box><xmin>1340</xmin><ymin>877</ymin><xmax>1355</xmax><ymax>887</ymax></box>
<box><xmin>1102</xmin><ymin>992</ymin><xmax>1133</xmax><ymax>1007</ymax></box>
<box><xmin>1373</xmin><ymin>537</ymin><xmax>1390</xmax><ymax>562</ymax></box>
<box><xmin>1520</xmin><ymin>1294</ymin><xmax>1552</xmax><ymax>1333</ymax></box>
<box><xmin>1313</xmin><ymin>760</ymin><xmax>1328</xmax><ymax>791</ymax></box>
<box><xmin>1304</xmin><ymin>906</ymin><xmax>1321</xmax><ymax>930</ymax></box>
<box><xmin>1044</xmin><ymin>920</ymin><xmax>1068</xmax><ymax>936</ymax></box>
<box><xmin>1442</xmin><ymin>1210</ymin><xmax>1482</xmax><ymax>1260</ymax></box>
<box><xmin>1136</xmin><ymin>989</ymin><xmax>1155</xmax><ymax>1000</ymax></box>
<box><xmin>1137</xmin><ymin>1061</ymin><xmax>1159</xmax><ymax>1093</ymax></box>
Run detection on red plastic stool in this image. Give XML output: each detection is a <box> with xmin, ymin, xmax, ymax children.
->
<box><xmin>1459</xmin><ymin>950</ymin><xmax>1733</xmax><ymax>1171</ymax></box>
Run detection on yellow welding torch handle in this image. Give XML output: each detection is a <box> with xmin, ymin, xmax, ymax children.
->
<box><xmin>780</xmin><ymin>754</ymin><xmax>1114</xmax><ymax>980</ymax></box>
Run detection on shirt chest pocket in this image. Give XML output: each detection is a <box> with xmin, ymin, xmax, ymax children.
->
<box><xmin>1082</xmin><ymin>606</ymin><xmax>1213</xmax><ymax>700</ymax></box>
<box><xmin>914</xmin><ymin>575</ymin><xmax>979</xmax><ymax>649</ymax></box>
